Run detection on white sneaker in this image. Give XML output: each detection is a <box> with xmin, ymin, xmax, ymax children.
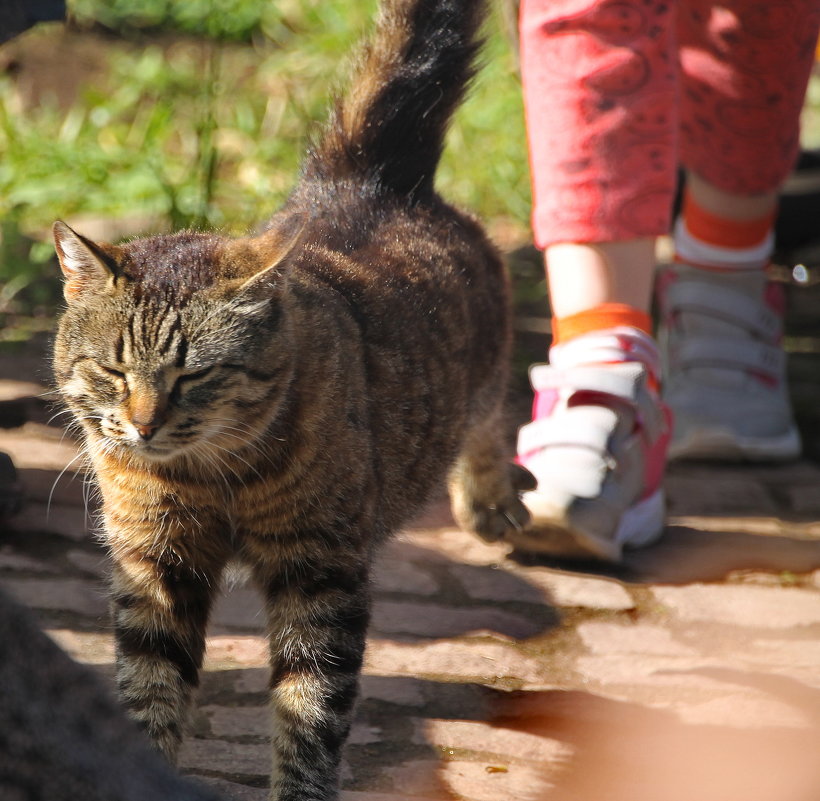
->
<box><xmin>657</xmin><ymin>262</ymin><xmax>801</xmax><ymax>462</ymax></box>
<box><xmin>512</xmin><ymin>330</ymin><xmax>672</xmax><ymax>562</ymax></box>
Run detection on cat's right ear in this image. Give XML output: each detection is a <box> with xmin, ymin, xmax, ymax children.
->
<box><xmin>235</xmin><ymin>214</ymin><xmax>307</xmax><ymax>298</ymax></box>
<box><xmin>53</xmin><ymin>221</ymin><xmax>122</xmax><ymax>302</ymax></box>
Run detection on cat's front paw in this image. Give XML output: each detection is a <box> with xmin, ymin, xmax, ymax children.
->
<box><xmin>450</xmin><ymin>462</ymin><xmax>534</xmax><ymax>543</ymax></box>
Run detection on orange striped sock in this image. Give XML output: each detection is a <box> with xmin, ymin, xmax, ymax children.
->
<box><xmin>551</xmin><ymin>303</ymin><xmax>652</xmax><ymax>346</ymax></box>
<box><xmin>682</xmin><ymin>190</ymin><xmax>775</xmax><ymax>250</ymax></box>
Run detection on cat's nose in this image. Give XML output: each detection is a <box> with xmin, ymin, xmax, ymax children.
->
<box><xmin>130</xmin><ymin>408</ymin><xmax>166</xmax><ymax>441</ymax></box>
<box><xmin>134</xmin><ymin>421</ymin><xmax>161</xmax><ymax>441</ymax></box>
<box><xmin>129</xmin><ymin>389</ymin><xmax>168</xmax><ymax>441</ymax></box>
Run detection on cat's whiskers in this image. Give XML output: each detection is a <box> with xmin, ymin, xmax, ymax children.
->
<box><xmin>199</xmin><ymin>438</ymin><xmax>264</xmax><ymax>485</ymax></box>
<box><xmin>186</xmin><ymin>440</ymin><xmax>237</xmax><ymax>497</ymax></box>
<box><xmin>47</xmin><ymin>451</ymin><xmax>89</xmax><ymax>519</ymax></box>
<box><xmin>81</xmin><ymin>470</ymin><xmax>101</xmax><ymax>533</ymax></box>
<box><xmin>204</xmin><ymin>415</ymin><xmax>284</xmax><ymax>461</ymax></box>
<box><xmin>46</xmin><ymin>407</ymin><xmax>79</xmax><ymax>426</ymax></box>
<box><xmin>209</xmin><ymin>425</ymin><xmax>278</xmax><ymax>470</ymax></box>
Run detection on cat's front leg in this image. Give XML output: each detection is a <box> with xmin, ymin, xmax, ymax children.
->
<box><xmin>255</xmin><ymin>554</ymin><xmax>371</xmax><ymax>801</ymax></box>
<box><xmin>109</xmin><ymin>541</ymin><xmax>226</xmax><ymax>763</ymax></box>
<box><xmin>449</xmin><ymin>409</ymin><xmax>533</xmax><ymax>542</ymax></box>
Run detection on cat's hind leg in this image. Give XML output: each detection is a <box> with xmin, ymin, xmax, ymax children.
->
<box><xmin>449</xmin><ymin>410</ymin><xmax>533</xmax><ymax>542</ymax></box>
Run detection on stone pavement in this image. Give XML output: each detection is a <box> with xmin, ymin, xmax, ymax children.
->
<box><xmin>1</xmin><ymin>336</ymin><xmax>820</xmax><ymax>801</ymax></box>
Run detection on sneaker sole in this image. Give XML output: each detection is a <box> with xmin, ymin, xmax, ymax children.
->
<box><xmin>512</xmin><ymin>488</ymin><xmax>666</xmax><ymax>563</ymax></box>
<box><xmin>669</xmin><ymin>426</ymin><xmax>801</xmax><ymax>463</ymax></box>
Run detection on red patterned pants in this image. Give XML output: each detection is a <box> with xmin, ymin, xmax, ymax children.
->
<box><xmin>520</xmin><ymin>0</ymin><xmax>820</xmax><ymax>247</ymax></box>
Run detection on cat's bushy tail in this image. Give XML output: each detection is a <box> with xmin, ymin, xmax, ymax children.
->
<box><xmin>304</xmin><ymin>0</ymin><xmax>485</xmax><ymax>200</ymax></box>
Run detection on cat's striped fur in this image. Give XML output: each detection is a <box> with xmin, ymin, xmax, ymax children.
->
<box><xmin>52</xmin><ymin>0</ymin><xmax>529</xmax><ymax>798</ymax></box>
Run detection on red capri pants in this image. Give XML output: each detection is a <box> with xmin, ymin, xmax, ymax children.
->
<box><xmin>520</xmin><ymin>0</ymin><xmax>820</xmax><ymax>248</ymax></box>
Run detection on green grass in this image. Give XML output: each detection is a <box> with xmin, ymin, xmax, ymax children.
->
<box><xmin>0</xmin><ymin>0</ymin><xmax>528</xmax><ymax>237</ymax></box>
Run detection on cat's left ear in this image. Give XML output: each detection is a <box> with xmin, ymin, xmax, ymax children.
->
<box><xmin>235</xmin><ymin>214</ymin><xmax>307</xmax><ymax>298</ymax></box>
<box><xmin>53</xmin><ymin>221</ymin><xmax>123</xmax><ymax>302</ymax></box>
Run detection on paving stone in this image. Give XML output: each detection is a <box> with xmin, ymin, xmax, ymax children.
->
<box><xmin>372</xmin><ymin>556</ymin><xmax>439</xmax><ymax>595</ymax></box>
<box><xmin>0</xmin><ymin>425</ymin><xmax>82</xmax><ymax>471</ymax></box>
<box><xmin>665</xmin><ymin>475</ymin><xmax>777</xmax><ymax>515</ymax></box>
<box><xmin>200</xmin><ymin>705</ymin><xmax>379</xmax><ymax>745</ymax></box>
<box><xmin>204</xmin><ymin>635</ymin><xmax>269</xmax><ymax>669</ymax></box>
<box><xmin>202</xmin><ymin>705</ymin><xmax>271</xmax><ymax>739</ymax></box>
<box><xmin>384</xmin><ymin>759</ymin><xmax>549</xmax><ymax>801</ymax></box>
<box><xmin>45</xmin><ymin>628</ymin><xmax>116</xmax><ymax>665</ymax></box>
<box><xmin>525</xmin><ymin>569</ymin><xmax>634</xmax><ymax>611</ymax></box>
<box><xmin>738</xmin><ymin>638</ymin><xmax>820</xmax><ymax>686</ymax></box>
<box><xmin>450</xmin><ymin>563</ymin><xmax>634</xmax><ymax>611</ymax></box>
<box><xmin>783</xmin><ymin>484</ymin><xmax>820</xmax><ymax>515</ymax></box>
<box><xmin>11</xmin><ymin>502</ymin><xmax>96</xmax><ymax>542</ymax></box>
<box><xmin>341</xmin><ymin>793</ymin><xmax>441</xmax><ymax>801</ymax></box>
<box><xmin>394</xmin><ymin>528</ymin><xmax>509</xmax><ymax>566</ymax></box>
<box><xmin>0</xmin><ymin>378</ymin><xmax>48</xmax><ymax>401</ymax></box>
<box><xmin>210</xmin><ymin>583</ymin><xmax>266</xmax><ymax>631</ymax></box>
<box><xmin>363</xmin><ymin>639</ymin><xmax>551</xmax><ymax>686</ymax></box>
<box><xmin>198</xmin><ymin>778</ymin><xmax>268</xmax><ymax>801</ymax></box>
<box><xmin>66</xmin><ymin>548</ymin><xmax>108</xmax><ymax>576</ymax></box>
<box><xmin>652</xmin><ymin>583</ymin><xmax>820</xmax><ymax>628</ymax></box>
<box><xmin>233</xmin><ymin>668</ymin><xmax>270</xmax><ymax>695</ymax></box>
<box><xmin>178</xmin><ymin>738</ymin><xmax>270</xmax><ymax>778</ymax></box>
<box><xmin>0</xmin><ymin>545</ymin><xmax>60</xmax><ymax>573</ymax></box>
<box><xmin>577</xmin><ymin>622</ymin><xmax>697</xmax><ymax>657</ymax></box>
<box><xmin>748</xmin><ymin>637</ymin><xmax>820</xmax><ymax>668</ymax></box>
<box><xmin>359</xmin><ymin>675</ymin><xmax>426</xmax><ymax>707</ymax></box>
<box><xmin>415</xmin><ymin>718</ymin><xmax>570</xmax><ymax>763</ymax></box>
<box><xmin>575</xmin><ymin>654</ymin><xmax>740</xmax><ymax>693</ymax></box>
<box><xmin>2</xmin><ymin>576</ymin><xmax>106</xmax><ymax>618</ymax></box>
<box><xmin>439</xmin><ymin>760</ymin><xmax>551</xmax><ymax>801</ymax></box>
<box><xmin>370</xmin><ymin>600</ymin><xmax>543</xmax><ymax>639</ymax></box>
<box><xmin>376</xmin><ymin>759</ymin><xmax>458</xmax><ymax>799</ymax></box>
<box><xmin>675</xmin><ymin>693</ymin><xmax>813</xmax><ymax>729</ymax></box>
<box><xmin>447</xmin><ymin>563</ymin><xmax>546</xmax><ymax>605</ymax></box>
<box><xmin>17</xmin><ymin>465</ymin><xmax>88</xmax><ymax>507</ymax></box>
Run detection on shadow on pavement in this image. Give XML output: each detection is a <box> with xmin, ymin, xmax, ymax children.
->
<box><xmin>624</xmin><ymin>522</ymin><xmax>820</xmax><ymax>584</ymax></box>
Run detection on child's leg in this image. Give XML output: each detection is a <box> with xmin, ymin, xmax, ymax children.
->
<box><xmin>520</xmin><ymin>0</ymin><xmax>678</xmax><ymax>251</ymax></box>
<box><xmin>659</xmin><ymin>0</ymin><xmax>820</xmax><ymax>461</ymax></box>
<box><xmin>516</xmin><ymin>0</ymin><xmax>676</xmax><ymax>560</ymax></box>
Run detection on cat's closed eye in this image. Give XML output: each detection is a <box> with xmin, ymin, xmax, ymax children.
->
<box><xmin>177</xmin><ymin>367</ymin><xmax>214</xmax><ymax>384</ymax></box>
<box><xmin>98</xmin><ymin>364</ymin><xmax>126</xmax><ymax>380</ymax></box>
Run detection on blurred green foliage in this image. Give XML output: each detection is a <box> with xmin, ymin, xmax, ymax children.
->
<box><xmin>70</xmin><ymin>0</ymin><xmax>284</xmax><ymax>40</ymax></box>
<box><xmin>0</xmin><ymin>4</ymin><xmax>528</xmax><ymax>242</ymax></box>
<box><xmin>0</xmin><ymin>0</ymin><xmax>531</xmax><ymax>331</ymax></box>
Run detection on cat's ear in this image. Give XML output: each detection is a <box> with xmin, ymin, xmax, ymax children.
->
<box><xmin>53</xmin><ymin>221</ymin><xmax>123</xmax><ymax>302</ymax></box>
<box><xmin>235</xmin><ymin>214</ymin><xmax>307</xmax><ymax>297</ymax></box>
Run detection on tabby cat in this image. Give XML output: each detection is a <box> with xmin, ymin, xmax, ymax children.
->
<box><xmin>52</xmin><ymin>0</ymin><xmax>529</xmax><ymax>798</ymax></box>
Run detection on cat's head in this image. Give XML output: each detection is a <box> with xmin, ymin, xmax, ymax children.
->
<box><xmin>52</xmin><ymin>219</ymin><xmax>303</xmax><ymax>467</ymax></box>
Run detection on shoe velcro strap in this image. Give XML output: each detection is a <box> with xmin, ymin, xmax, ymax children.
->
<box><xmin>530</xmin><ymin>362</ymin><xmax>647</xmax><ymax>400</ymax></box>
<box><xmin>664</xmin><ymin>281</ymin><xmax>780</xmax><ymax>340</ymax></box>
<box><xmin>675</xmin><ymin>337</ymin><xmax>785</xmax><ymax>379</ymax></box>
<box><xmin>518</xmin><ymin>405</ymin><xmax>620</xmax><ymax>459</ymax></box>
<box><xmin>529</xmin><ymin>362</ymin><xmax>666</xmax><ymax>443</ymax></box>
<box><xmin>550</xmin><ymin>328</ymin><xmax>661</xmax><ymax>381</ymax></box>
